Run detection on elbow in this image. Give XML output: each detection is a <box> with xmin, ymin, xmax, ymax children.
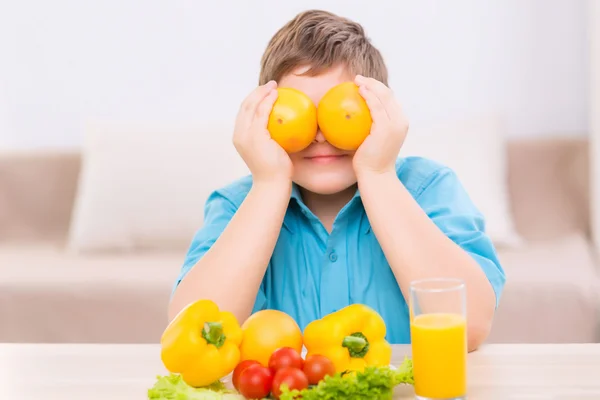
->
<box><xmin>167</xmin><ymin>304</ymin><xmax>178</xmax><ymax>324</ymax></box>
<box><xmin>466</xmin><ymin>283</ymin><xmax>498</xmax><ymax>352</ymax></box>
<box><xmin>167</xmin><ymin>286</ymin><xmax>187</xmax><ymax>323</ymax></box>
<box><xmin>467</xmin><ymin>316</ymin><xmax>494</xmax><ymax>352</ymax></box>
<box><xmin>167</xmin><ymin>297</ymin><xmax>181</xmax><ymax>324</ymax></box>
<box><xmin>167</xmin><ymin>288</ymin><xmax>251</xmax><ymax>327</ymax></box>
<box><xmin>467</xmin><ymin>333</ymin><xmax>485</xmax><ymax>353</ymax></box>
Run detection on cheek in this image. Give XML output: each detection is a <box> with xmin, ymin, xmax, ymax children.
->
<box><xmin>288</xmin><ymin>153</ymin><xmax>305</xmax><ymax>165</ymax></box>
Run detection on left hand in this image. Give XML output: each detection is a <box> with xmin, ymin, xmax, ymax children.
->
<box><xmin>352</xmin><ymin>75</ymin><xmax>409</xmax><ymax>177</ymax></box>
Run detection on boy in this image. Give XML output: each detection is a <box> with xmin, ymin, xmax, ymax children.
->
<box><xmin>169</xmin><ymin>10</ymin><xmax>505</xmax><ymax>351</ymax></box>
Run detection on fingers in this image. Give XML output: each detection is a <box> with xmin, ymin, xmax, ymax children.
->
<box><xmin>355</xmin><ymin>75</ymin><xmax>393</xmax><ymax>105</ymax></box>
<box><xmin>355</xmin><ymin>75</ymin><xmax>405</xmax><ymax>124</ymax></box>
<box><xmin>358</xmin><ymin>84</ymin><xmax>389</xmax><ymax>123</ymax></box>
<box><xmin>252</xmin><ymin>88</ymin><xmax>278</xmax><ymax>130</ymax></box>
<box><xmin>242</xmin><ymin>80</ymin><xmax>277</xmax><ymax>114</ymax></box>
<box><xmin>237</xmin><ymin>80</ymin><xmax>278</xmax><ymax>130</ymax></box>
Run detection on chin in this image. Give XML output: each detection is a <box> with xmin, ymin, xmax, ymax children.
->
<box><xmin>293</xmin><ymin>173</ymin><xmax>357</xmax><ymax>195</ymax></box>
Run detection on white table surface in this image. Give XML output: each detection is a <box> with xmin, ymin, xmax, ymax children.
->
<box><xmin>1</xmin><ymin>343</ymin><xmax>600</xmax><ymax>399</ymax></box>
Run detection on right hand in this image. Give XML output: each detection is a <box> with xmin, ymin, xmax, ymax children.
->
<box><xmin>233</xmin><ymin>80</ymin><xmax>293</xmax><ymax>184</ymax></box>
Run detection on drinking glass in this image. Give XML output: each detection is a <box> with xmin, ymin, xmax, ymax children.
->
<box><xmin>409</xmin><ymin>278</ymin><xmax>467</xmax><ymax>400</ymax></box>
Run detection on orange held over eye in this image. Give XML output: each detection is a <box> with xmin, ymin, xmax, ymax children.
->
<box><xmin>267</xmin><ymin>87</ymin><xmax>318</xmax><ymax>153</ymax></box>
<box><xmin>317</xmin><ymin>82</ymin><xmax>372</xmax><ymax>151</ymax></box>
<box><xmin>239</xmin><ymin>309</ymin><xmax>304</xmax><ymax>367</ymax></box>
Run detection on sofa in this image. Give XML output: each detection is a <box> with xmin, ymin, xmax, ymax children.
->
<box><xmin>0</xmin><ymin>136</ymin><xmax>599</xmax><ymax>344</ymax></box>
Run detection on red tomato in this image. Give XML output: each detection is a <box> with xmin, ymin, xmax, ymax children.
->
<box><xmin>303</xmin><ymin>355</ymin><xmax>336</xmax><ymax>385</ymax></box>
<box><xmin>232</xmin><ymin>360</ymin><xmax>260</xmax><ymax>391</ymax></box>
<box><xmin>237</xmin><ymin>364</ymin><xmax>274</xmax><ymax>399</ymax></box>
<box><xmin>268</xmin><ymin>347</ymin><xmax>304</xmax><ymax>371</ymax></box>
<box><xmin>271</xmin><ymin>367</ymin><xmax>309</xmax><ymax>399</ymax></box>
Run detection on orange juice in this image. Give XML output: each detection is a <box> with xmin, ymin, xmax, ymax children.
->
<box><xmin>410</xmin><ymin>313</ymin><xmax>467</xmax><ymax>399</ymax></box>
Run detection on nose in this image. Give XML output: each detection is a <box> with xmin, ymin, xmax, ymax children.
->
<box><xmin>314</xmin><ymin>129</ymin><xmax>326</xmax><ymax>143</ymax></box>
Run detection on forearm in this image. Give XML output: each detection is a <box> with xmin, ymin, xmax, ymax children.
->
<box><xmin>169</xmin><ymin>180</ymin><xmax>291</xmax><ymax>323</ymax></box>
<box><xmin>357</xmin><ymin>171</ymin><xmax>496</xmax><ymax>351</ymax></box>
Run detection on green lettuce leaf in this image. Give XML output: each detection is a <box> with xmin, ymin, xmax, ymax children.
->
<box><xmin>279</xmin><ymin>357</ymin><xmax>414</xmax><ymax>400</ymax></box>
<box><xmin>147</xmin><ymin>373</ymin><xmax>243</xmax><ymax>400</ymax></box>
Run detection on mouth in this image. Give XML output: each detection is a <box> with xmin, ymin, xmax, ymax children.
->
<box><xmin>304</xmin><ymin>154</ymin><xmax>348</xmax><ymax>164</ymax></box>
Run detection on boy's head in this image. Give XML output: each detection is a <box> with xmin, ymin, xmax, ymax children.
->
<box><xmin>260</xmin><ymin>10</ymin><xmax>388</xmax><ymax>196</ymax></box>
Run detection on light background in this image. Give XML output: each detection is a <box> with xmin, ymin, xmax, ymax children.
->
<box><xmin>0</xmin><ymin>0</ymin><xmax>589</xmax><ymax>149</ymax></box>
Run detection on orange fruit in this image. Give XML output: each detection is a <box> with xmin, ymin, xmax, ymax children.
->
<box><xmin>267</xmin><ymin>87</ymin><xmax>317</xmax><ymax>153</ymax></box>
<box><xmin>239</xmin><ymin>309</ymin><xmax>304</xmax><ymax>367</ymax></box>
<box><xmin>317</xmin><ymin>82</ymin><xmax>372</xmax><ymax>151</ymax></box>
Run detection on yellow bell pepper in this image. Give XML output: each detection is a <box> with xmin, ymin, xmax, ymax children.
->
<box><xmin>160</xmin><ymin>299</ymin><xmax>243</xmax><ymax>387</ymax></box>
<box><xmin>303</xmin><ymin>304</ymin><xmax>392</xmax><ymax>373</ymax></box>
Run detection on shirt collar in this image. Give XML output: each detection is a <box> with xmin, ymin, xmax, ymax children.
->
<box><xmin>290</xmin><ymin>182</ymin><xmax>303</xmax><ymax>203</ymax></box>
<box><xmin>284</xmin><ymin>183</ymin><xmax>368</xmax><ymax>234</ymax></box>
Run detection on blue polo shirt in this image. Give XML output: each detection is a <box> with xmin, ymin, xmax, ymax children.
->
<box><xmin>174</xmin><ymin>156</ymin><xmax>506</xmax><ymax>344</ymax></box>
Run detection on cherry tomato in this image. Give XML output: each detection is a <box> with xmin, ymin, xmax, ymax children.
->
<box><xmin>268</xmin><ymin>347</ymin><xmax>304</xmax><ymax>371</ymax></box>
<box><xmin>303</xmin><ymin>355</ymin><xmax>336</xmax><ymax>385</ymax></box>
<box><xmin>271</xmin><ymin>367</ymin><xmax>309</xmax><ymax>399</ymax></box>
<box><xmin>237</xmin><ymin>364</ymin><xmax>273</xmax><ymax>399</ymax></box>
<box><xmin>232</xmin><ymin>360</ymin><xmax>260</xmax><ymax>391</ymax></box>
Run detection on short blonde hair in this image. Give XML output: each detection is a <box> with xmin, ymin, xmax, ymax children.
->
<box><xmin>259</xmin><ymin>10</ymin><xmax>388</xmax><ymax>86</ymax></box>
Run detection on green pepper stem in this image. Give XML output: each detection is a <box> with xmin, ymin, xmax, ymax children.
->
<box><xmin>342</xmin><ymin>332</ymin><xmax>370</xmax><ymax>358</ymax></box>
<box><xmin>342</xmin><ymin>336</ymin><xmax>367</xmax><ymax>352</ymax></box>
<box><xmin>202</xmin><ymin>322</ymin><xmax>226</xmax><ymax>348</ymax></box>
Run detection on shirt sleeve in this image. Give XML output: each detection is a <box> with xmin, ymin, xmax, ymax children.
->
<box><xmin>415</xmin><ymin>167</ymin><xmax>507</xmax><ymax>307</ymax></box>
<box><xmin>172</xmin><ymin>190</ymin><xmax>267</xmax><ymax>311</ymax></box>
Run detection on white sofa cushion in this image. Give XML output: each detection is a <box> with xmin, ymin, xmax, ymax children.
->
<box><xmin>67</xmin><ymin>121</ymin><xmax>248</xmax><ymax>252</ymax></box>
<box><xmin>401</xmin><ymin>115</ymin><xmax>521</xmax><ymax>247</ymax></box>
<box><xmin>488</xmin><ymin>234</ymin><xmax>600</xmax><ymax>343</ymax></box>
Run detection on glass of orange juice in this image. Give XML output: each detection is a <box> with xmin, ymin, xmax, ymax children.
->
<box><xmin>409</xmin><ymin>278</ymin><xmax>467</xmax><ymax>400</ymax></box>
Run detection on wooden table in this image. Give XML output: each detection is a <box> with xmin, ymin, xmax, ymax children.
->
<box><xmin>1</xmin><ymin>343</ymin><xmax>600</xmax><ymax>399</ymax></box>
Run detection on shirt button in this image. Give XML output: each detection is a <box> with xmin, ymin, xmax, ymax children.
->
<box><xmin>329</xmin><ymin>251</ymin><xmax>338</xmax><ymax>262</ymax></box>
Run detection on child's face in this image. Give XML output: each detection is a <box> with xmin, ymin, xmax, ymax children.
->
<box><xmin>279</xmin><ymin>65</ymin><xmax>358</xmax><ymax>195</ymax></box>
